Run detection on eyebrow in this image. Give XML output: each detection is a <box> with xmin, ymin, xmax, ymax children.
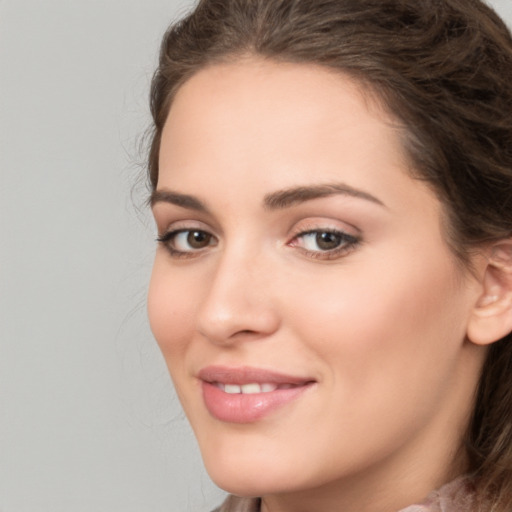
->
<box><xmin>150</xmin><ymin>182</ymin><xmax>385</xmax><ymax>212</ymax></box>
<box><xmin>150</xmin><ymin>189</ymin><xmax>209</xmax><ymax>212</ymax></box>
<box><xmin>263</xmin><ymin>183</ymin><xmax>385</xmax><ymax>209</ymax></box>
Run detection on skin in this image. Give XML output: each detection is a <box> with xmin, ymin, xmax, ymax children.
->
<box><xmin>148</xmin><ymin>59</ymin><xmax>490</xmax><ymax>512</ymax></box>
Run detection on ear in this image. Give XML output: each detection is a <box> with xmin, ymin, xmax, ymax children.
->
<box><xmin>467</xmin><ymin>239</ymin><xmax>512</xmax><ymax>346</ymax></box>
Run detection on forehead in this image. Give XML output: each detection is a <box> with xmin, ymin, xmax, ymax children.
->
<box><xmin>166</xmin><ymin>58</ymin><xmax>396</xmax><ymax>138</ymax></box>
<box><xmin>160</xmin><ymin>58</ymin><xmax>410</xmax><ymax>191</ymax></box>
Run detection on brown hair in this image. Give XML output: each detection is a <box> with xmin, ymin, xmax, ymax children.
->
<box><xmin>148</xmin><ymin>0</ymin><xmax>512</xmax><ymax>509</ymax></box>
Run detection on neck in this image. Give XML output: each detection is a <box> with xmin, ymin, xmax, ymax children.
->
<box><xmin>261</xmin><ymin>466</ymin><xmax>466</xmax><ymax>512</ymax></box>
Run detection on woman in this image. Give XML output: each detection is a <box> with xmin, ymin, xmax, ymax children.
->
<box><xmin>146</xmin><ymin>1</ymin><xmax>512</xmax><ymax>511</ymax></box>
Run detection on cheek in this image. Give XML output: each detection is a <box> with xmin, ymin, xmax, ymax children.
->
<box><xmin>276</xmin><ymin>251</ymin><xmax>471</xmax><ymax>471</ymax></box>
<box><xmin>290</xmin><ymin>249</ymin><xmax>467</xmax><ymax>393</ymax></box>
<box><xmin>147</xmin><ymin>264</ymin><xmax>203</xmax><ymax>416</ymax></box>
<box><xmin>147</xmin><ymin>261</ymin><xmax>195</xmax><ymax>358</ymax></box>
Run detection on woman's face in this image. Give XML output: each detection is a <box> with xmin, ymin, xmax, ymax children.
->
<box><xmin>148</xmin><ymin>60</ymin><xmax>486</xmax><ymax>508</ymax></box>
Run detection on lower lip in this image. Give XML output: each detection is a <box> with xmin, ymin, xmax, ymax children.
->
<box><xmin>201</xmin><ymin>382</ymin><xmax>312</xmax><ymax>423</ymax></box>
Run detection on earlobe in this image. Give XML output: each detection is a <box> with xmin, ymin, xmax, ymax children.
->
<box><xmin>467</xmin><ymin>239</ymin><xmax>512</xmax><ymax>346</ymax></box>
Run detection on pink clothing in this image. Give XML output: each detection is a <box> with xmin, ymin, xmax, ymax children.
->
<box><xmin>213</xmin><ymin>476</ymin><xmax>478</xmax><ymax>512</ymax></box>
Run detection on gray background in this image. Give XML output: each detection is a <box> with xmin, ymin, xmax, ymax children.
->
<box><xmin>1</xmin><ymin>1</ymin><xmax>511</xmax><ymax>511</ymax></box>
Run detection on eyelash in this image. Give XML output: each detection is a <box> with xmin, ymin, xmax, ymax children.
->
<box><xmin>288</xmin><ymin>229</ymin><xmax>360</xmax><ymax>260</ymax></box>
<box><xmin>156</xmin><ymin>227</ymin><xmax>361</xmax><ymax>260</ymax></box>
<box><xmin>156</xmin><ymin>229</ymin><xmax>216</xmax><ymax>259</ymax></box>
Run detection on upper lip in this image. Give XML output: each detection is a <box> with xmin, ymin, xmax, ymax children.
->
<box><xmin>198</xmin><ymin>365</ymin><xmax>315</xmax><ymax>386</ymax></box>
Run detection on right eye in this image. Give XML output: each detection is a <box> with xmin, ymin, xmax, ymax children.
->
<box><xmin>157</xmin><ymin>229</ymin><xmax>217</xmax><ymax>257</ymax></box>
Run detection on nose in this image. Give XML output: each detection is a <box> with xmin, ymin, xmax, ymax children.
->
<box><xmin>196</xmin><ymin>249</ymin><xmax>281</xmax><ymax>345</ymax></box>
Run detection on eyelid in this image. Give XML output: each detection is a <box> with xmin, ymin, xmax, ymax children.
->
<box><xmin>288</xmin><ymin>217</ymin><xmax>360</xmax><ymax>239</ymax></box>
<box><xmin>287</xmin><ymin>219</ymin><xmax>362</xmax><ymax>260</ymax></box>
<box><xmin>156</xmin><ymin>221</ymin><xmax>218</xmax><ymax>259</ymax></box>
<box><xmin>155</xmin><ymin>217</ymin><xmax>210</xmax><ymax>235</ymax></box>
<box><xmin>289</xmin><ymin>231</ymin><xmax>361</xmax><ymax>261</ymax></box>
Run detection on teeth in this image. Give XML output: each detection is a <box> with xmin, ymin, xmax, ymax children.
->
<box><xmin>224</xmin><ymin>384</ymin><xmax>242</xmax><ymax>394</ymax></box>
<box><xmin>219</xmin><ymin>383</ymin><xmax>279</xmax><ymax>394</ymax></box>
<box><xmin>241</xmin><ymin>383</ymin><xmax>262</xmax><ymax>394</ymax></box>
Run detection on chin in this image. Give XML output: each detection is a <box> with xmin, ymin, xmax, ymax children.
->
<box><xmin>201</xmin><ymin>444</ymin><xmax>307</xmax><ymax>497</ymax></box>
<box><xmin>208</xmin><ymin>467</ymin><xmax>300</xmax><ymax>498</ymax></box>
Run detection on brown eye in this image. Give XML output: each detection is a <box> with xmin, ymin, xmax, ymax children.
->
<box><xmin>291</xmin><ymin>229</ymin><xmax>360</xmax><ymax>260</ymax></box>
<box><xmin>186</xmin><ymin>230</ymin><xmax>212</xmax><ymax>249</ymax></box>
<box><xmin>157</xmin><ymin>229</ymin><xmax>217</xmax><ymax>255</ymax></box>
<box><xmin>315</xmin><ymin>231</ymin><xmax>343</xmax><ymax>250</ymax></box>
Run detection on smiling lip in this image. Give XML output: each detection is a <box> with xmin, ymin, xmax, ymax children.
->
<box><xmin>198</xmin><ymin>366</ymin><xmax>315</xmax><ymax>423</ymax></box>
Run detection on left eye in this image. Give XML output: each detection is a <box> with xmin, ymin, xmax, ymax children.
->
<box><xmin>293</xmin><ymin>230</ymin><xmax>359</xmax><ymax>253</ymax></box>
